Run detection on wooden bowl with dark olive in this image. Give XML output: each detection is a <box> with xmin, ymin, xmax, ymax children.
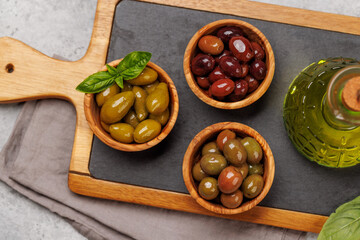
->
<box><xmin>183</xmin><ymin>122</ymin><xmax>275</xmax><ymax>215</ymax></box>
<box><xmin>84</xmin><ymin>59</ymin><xmax>179</xmax><ymax>152</ymax></box>
<box><xmin>183</xmin><ymin>19</ymin><xmax>275</xmax><ymax>109</ymax></box>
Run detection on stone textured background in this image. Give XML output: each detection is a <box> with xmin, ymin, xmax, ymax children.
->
<box><xmin>0</xmin><ymin>0</ymin><xmax>359</xmax><ymax>239</ymax></box>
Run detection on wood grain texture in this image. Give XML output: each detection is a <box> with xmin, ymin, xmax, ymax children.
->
<box><xmin>183</xmin><ymin>19</ymin><xmax>275</xmax><ymax>109</ymax></box>
<box><xmin>84</xmin><ymin>59</ymin><xmax>179</xmax><ymax>151</ymax></box>
<box><xmin>183</xmin><ymin>122</ymin><xmax>275</xmax><ymax>214</ymax></box>
<box><xmin>138</xmin><ymin>0</ymin><xmax>360</xmax><ymax>36</ymax></box>
<box><xmin>68</xmin><ymin>173</ymin><xmax>328</xmax><ymax>233</ymax></box>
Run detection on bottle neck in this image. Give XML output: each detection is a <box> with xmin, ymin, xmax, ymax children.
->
<box><xmin>323</xmin><ymin>65</ymin><xmax>360</xmax><ymax>130</ymax></box>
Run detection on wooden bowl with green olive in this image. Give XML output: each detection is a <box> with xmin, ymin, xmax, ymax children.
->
<box><xmin>80</xmin><ymin>53</ymin><xmax>179</xmax><ymax>152</ymax></box>
<box><xmin>183</xmin><ymin>122</ymin><xmax>275</xmax><ymax>214</ymax></box>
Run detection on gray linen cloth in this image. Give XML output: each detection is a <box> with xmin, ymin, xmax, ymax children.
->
<box><xmin>0</xmin><ymin>99</ymin><xmax>307</xmax><ymax>240</ymax></box>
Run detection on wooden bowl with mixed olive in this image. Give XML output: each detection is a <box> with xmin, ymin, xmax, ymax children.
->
<box><xmin>183</xmin><ymin>122</ymin><xmax>275</xmax><ymax>214</ymax></box>
<box><xmin>183</xmin><ymin>19</ymin><xmax>275</xmax><ymax>109</ymax></box>
<box><xmin>84</xmin><ymin>59</ymin><xmax>179</xmax><ymax>152</ymax></box>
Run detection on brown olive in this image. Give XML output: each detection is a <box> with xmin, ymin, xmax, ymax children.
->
<box><xmin>210</xmin><ymin>79</ymin><xmax>235</xmax><ymax>98</ymax></box>
<box><xmin>244</xmin><ymin>75</ymin><xmax>259</xmax><ymax>93</ymax></box>
<box><xmin>196</xmin><ymin>76</ymin><xmax>210</xmax><ymax>89</ymax></box>
<box><xmin>251</xmin><ymin>41</ymin><xmax>265</xmax><ymax>60</ymax></box>
<box><xmin>220</xmin><ymin>190</ymin><xmax>243</xmax><ymax>208</ymax></box>
<box><xmin>198</xmin><ymin>177</ymin><xmax>219</xmax><ymax>200</ymax></box>
<box><xmin>200</xmin><ymin>153</ymin><xmax>227</xmax><ymax>176</ymax></box>
<box><xmin>215</xmin><ymin>50</ymin><xmax>232</xmax><ymax>64</ymax></box>
<box><xmin>191</xmin><ymin>53</ymin><xmax>215</xmax><ymax>76</ymax></box>
<box><xmin>248</xmin><ymin>163</ymin><xmax>264</xmax><ymax>175</ymax></box>
<box><xmin>250</xmin><ymin>59</ymin><xmax>267</xmax><ymax>80</ymax></box>
<box><xmin>219</xmin><ymin>56</ymin><xmax>242</xmax><ymax>78</ymax></box>
<box><xmin>208</xmin><ymin>66</ymin><xmax>229</xmax><ymax>84</ymax></box>
<box><xmin>216</xmin><ymin>129</ymin><xmax>236</xmax><ymax>151</ymax></box>
<box><xmin>223</xmin><ymin>139</ymin><xmax>247</xmax><ymax>166</ymax></box>
<box><xmin>229</xmin><ymin>36</ymin><xmax>254</xmax><ymax>62</ymax></box>
<box><xmin>235</xmin><ymin>163</ymin><xmax>249</xmax><ymax>178</ymax></box>
<box><xmin>218</xmin><ymin>166</ymin><xmax>243</xmax><ymax>194</ymax></box>
<box><xmin>201</xmin><ymin>141</ymin><xmax>220</xmax><ymax>155</ymax></box>
<box><xmin>240</xmin><ymin>64</ymin><xmax>249</xmax><ymax>78</ymax></box>
<box><xmin>228</xmin><ymin>80</ymin><xmax>248</xmax><ymax>102</ymax></box>
<box><xmin>241</xmin><ymin>174</ymin><xmax>264</xmax><ymax>199</ymax></box>
<box><xmin>216</xmin><ymin>26</ymin><xmax>243</xmax><ymax>43</ymax></box>
<box><xmin>192</xmin><ymin>161</ymin><xmax>209</xmax><ymax>182</ymax></box>
<box><xmin>198</xmin><ymin>35</ymin><xmax>224</xmax><ymax>55</ymax></box>
<box><xmin>241</xmin><ymin>137</ymin><xmax>263</xmax><ymax>164</ymax></box>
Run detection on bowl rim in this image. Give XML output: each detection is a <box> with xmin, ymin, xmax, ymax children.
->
<box><xmin>84</xmin><ymin>59</ymin><xmax>179</xmax><ymax>152</ymax></box>
<box><xmin>182</xmin><ymin>122</ymin><xmax>275</xmax><ymax>215</ymax></box>
<box><xmin>183</xmin><ymin>19</ymin><xmax>275</xmax><ymax>109</ymax></box>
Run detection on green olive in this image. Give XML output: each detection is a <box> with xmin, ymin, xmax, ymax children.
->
<box><xmin>127</xmin><ymin>67</ymin><xmax>158</xmax><ymax>85</ymax></box>
<box><xmin>236</xmin><ymin>163</ymin><xmax>249</xmax><ymax>178</ymax></box>
<box><xmin>198</xmin><ymin>177</ymin><xmax>219</xmax><ymax>200</ymax></box>
<box><xmin>200</xmin><ymin>153</ymin><xmax>227</xmax><ymax>176</ymax></box>
<box><xmin>192</xmin><ymin>161</ymin><xmax>208</xmax><ymax>182</ymax></box>
<box><xmin>143</xmin><ymin>80</ymin><xmax>159</xmax><ymax>94</ymax></box>
<box><xmin>100</xmin><ymin>91</ymin><xmax>135</xmax><ymax>124</ymax></box>
<box><xmin>146</xmin><ymin>82</ymin><xmax>169</xmax><ymax>115</ymax></box>
<box><xmin>201</xmin><ymin>141</ymin><xmax>220</xmax><ymax>155</ymax></box>
<box><xmin>122</xmin><ymin>82</ymin><xmax>133</xmax><ymax>92</ymax></box>
<box><xmin>133</xmin><ymin>119</ymin><xmax>161</xmax><ymax>143</ymax></box>
<box><xmin>223</xmin><ymin>139</ymin><xmax>247</xmax><ymax>166</ymax></box>
<box><xmin>241</xmin><ymin>137</ymin><xmax>263</xmax><ymax>164</ymax></box>
<box><xmin>241</xmin><ymin>174</ymin><xmax>264</xmax><ymax>199</ymax></box>
<box><xmin>133</xmin><ymin>86</ymin><xmax>148</xmax><ymax>121</ymax></box>
<box><xmin>124</xmin><ymin>110</ymin><xmax>139</xmax><ymax>128</ymax></box>
<box><xmin>149</xmin><ymin>108</ymin><xmax>169</xmax><ymax>126</ymax></box>
<box><xmin>109</xmin><ymin>123</ymin><xmax>134</xmax><ymax>143</ymax></box>
<box><xmin>96</xmin><ymin>84</ymin><xmax>120</xmax><ymax>107</ymax></box>
<box><xmin>100</xmin><ymin>121</ymin><xmax>110</xmax><ymax>133</ymax></box>
<box><xmin>248</xmin><ymin>163</ymin><xmax>264</xmax><ymax>175</ymax></box>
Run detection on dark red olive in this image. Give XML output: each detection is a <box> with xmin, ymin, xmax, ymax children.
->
<box><xmin>219</xmin><ymin>56</ymin><xmax>242</xmax><ymax>78</ymax></box>
<box><xmin>240</xmin><ymin>64</ymin><xmax>249</xmax><ymax>78</ymax></box>
<box><xmin>216</xmin><ymin>26</ymin><xmax>243</xmax><ymax>43</ymax></box>
<box><xmin>251</xmin><ymin>42</ymin><xmax>265</xmax><ymax>60</ymax></box>
<box><xmin>197</xmin><ymin>76</ymin><xmax>210</xmax><ymax>89</ymax></box>
<box><xmin>250</xmin><ymin>59</ymin><xmax>267</xmax><ymax>80</ymax></box>
<box><xmin>210</xmin><ymin>79</ymin><xmax>235</xmax><ymax>97</ymax></box>
<box><xmin>244</xmin><ymin>75</ymin><xmax>259</xmax><ymax>93</ymax></box>
<box><xmin>208</xmin><ymin>66</ymin><xmax>229</xmax><ymax>84</ymax></box>
<box><xmin>191</xmin><ymin>53</ymin><xmax>215</xmax><ymax>76</ymax></box>
<box><xmin>215</xmin><ymin>50</ymin><xmax>232</xmax><ymax>64</ymax></box>
<box><xmin>228</xmin><ymin>80</ymin><xmax>248</xmax><ymax>102</ymax></box>
<box><xmin>229</xmin><ymin>36</ymin><xmax>254</xmax><ymax>62</ymax></box>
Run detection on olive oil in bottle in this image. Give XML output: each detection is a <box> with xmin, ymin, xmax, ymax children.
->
<box><xmin>283</xmin><ymin>57</ymin><xmax>360</xmax><ymax>168</ymax></box>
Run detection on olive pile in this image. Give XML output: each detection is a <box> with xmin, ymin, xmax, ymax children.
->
<box><xmin>191</xmin><ymin>26</ymin><xmax>267</xmax><ymax>102</ymax></box>
<box><xmin>192</xmin><ymin>130</ymin><xmax>265</xmax><ymax>209</ymax></box>
<box><xmin>96</xmin><ymin>67</ymin><xmax>170</xmax><ymax>144</ymax></box>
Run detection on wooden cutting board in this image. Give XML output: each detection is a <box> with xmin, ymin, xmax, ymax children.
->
<box><xmin>1</xmin><ymin>0</ymin><xmax>359</xmax><ymax>233</ymax></box>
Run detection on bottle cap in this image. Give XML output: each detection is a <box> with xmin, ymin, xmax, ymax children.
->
<box><xmin>342</xmin><ymin>76</ymin><xmax>360</xmax><ymax>112</ymax></box>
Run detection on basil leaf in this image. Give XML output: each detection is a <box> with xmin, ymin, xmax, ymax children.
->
<box><xmin>76</xmin><ymin>71</ymin><xmax>117</xmax><ymax>93</ymax></box>
<box><xmin>318</xmin><ymin>196</ymin><xmax>360</xmax><ymax>240</ymax></box>
<box><xmin>117</xmin><ymin>51</ymin><xmax>151</xmax><ymax>80</ymax></box>
<box><xmin>106</xmin><ymin>64</ymin><xmax>118</xmax><ymax>76</ymax></box>
<box><xmin>114</xmin><ymin>75</ymin><xmax>124</xmax><ymax>89</ymax></box>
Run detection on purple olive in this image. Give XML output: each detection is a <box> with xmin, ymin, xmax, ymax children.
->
<box><xmin>210</xmin><ymin>79</ymin><xmax>235</xmax><ymax>97</ymax></box>
<box><xmin>215</xmin><ymin>50</ymin><xmax>233</xmax><ymax>64</ymax></box>
<box><xmin>244</xmin><ymin>75</ymin><xmax>259</xmax><ymax>93</ymax></box>
<box><xmin>219</xmin><ymin>56</ymin><xmax>242</xmax><ymax>78</ymax></box>
<box><xmin>216</xmin><ymin>26</ymin><xmax>244</xmax><ymax>43</ymax></box>
<box><xmin>251</xmin><ymin>42</ymin><xmax>265</xmax><ymax>60</ymax></box>
<box><xmin>208</xmin><ymin>66</ymin><xmax>230</xmax><ymax>83</ymax></box>
<box><xmin>191</xmin><ymin>53</ymin><xmax>215</xmax><ymax>76</ymax></box>
<box><xmin>250</xmin><ymin>59</ymin><xmax>267</xmax><ymax>80</ymax></box>
<box><xmin>196</xmin><ymin>76</ymin><xmax>210</xmax><ymax>89</ymax></box>
<box><xmin>229</xmin><ymin>36</ymin><xmax>254</xmax><ymax>62</ymax></box>
<box><xmin>228</xmin><ymin>80</ymin><xmax>248</xmax><ymax>102</ymax></box>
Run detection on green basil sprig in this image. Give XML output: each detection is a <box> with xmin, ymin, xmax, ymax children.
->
<box><xmin>76</xmin><ymin>51</ymin><xmax>152</xmax><ymax>93</ymax></box>
<box><xmin>318</xmin><ymin>196</ymin><xmax>360</xmax><ymax>240</ymax></box>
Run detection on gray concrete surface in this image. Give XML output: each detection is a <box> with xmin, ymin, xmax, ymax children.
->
<box><xmin>0</xmin><ymin>0</ymin><xmax>359</xmax><ymax>239</ymax></box>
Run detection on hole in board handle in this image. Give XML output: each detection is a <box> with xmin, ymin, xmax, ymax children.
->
<box><xmin>5</xmin><ymin>63</ymin><xmax>14</xmax><ymax>73</ymax></box>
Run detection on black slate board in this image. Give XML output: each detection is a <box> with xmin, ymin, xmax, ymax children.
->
<box><xmin>89</xmin><ymin>0</ymin><xmax>360</xmax><ymax>216</ymax></box>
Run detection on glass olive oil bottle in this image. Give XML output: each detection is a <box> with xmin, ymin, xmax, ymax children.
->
<box><xmin>283</xmin><ymin>57</ymin><xmax>360</xmax><ymax>168</ymax></box>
